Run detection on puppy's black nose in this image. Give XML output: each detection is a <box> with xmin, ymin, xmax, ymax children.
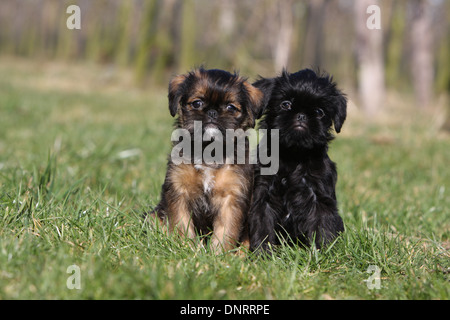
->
<box><xmin>297</xmin><ymin>113</ymin><xmax>307</xmax><ymax>121</ymax></box>
<box><xmin>207</xmin><ymin>109</ymin><xmax>218</xmax><ymax>119</ymax></box>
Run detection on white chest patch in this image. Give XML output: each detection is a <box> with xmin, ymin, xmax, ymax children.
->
<box><xmin>195</xmin><ymin>164</ymin><xmax>215</xmax><ymax>193</ymax></box>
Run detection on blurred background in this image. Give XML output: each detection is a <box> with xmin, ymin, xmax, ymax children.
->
<box><xmin>0</xmin><ymin>0</ymin><xmax>449</xmax><ymax>120</ymax></box>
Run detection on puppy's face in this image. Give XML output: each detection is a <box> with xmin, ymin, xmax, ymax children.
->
<box><xmin>168</xmin><ymin>68</ymin><xmax>263</xmax><ymax>136</ymax></box>
<box><xmin>255</xmin><ymin>69</ymin><xmax>347</xmax><ymax>149</ymax></box>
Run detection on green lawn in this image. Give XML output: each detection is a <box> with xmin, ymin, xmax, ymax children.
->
<box><xmin>0</xmin><ymin>58</ymin><xmax>449</xmax><ymax>299</ymax></box>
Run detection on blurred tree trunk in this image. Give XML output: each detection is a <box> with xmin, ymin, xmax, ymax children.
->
<box><xmin>435</xmin><ymin>1</ymin><xmax>450</xmax><ymax>95</ymax></box>
<box><xmin>302</xmin><ymin>0</ymin><xmax>327</xmax><ymax>68</ymax></box>
<box><xmin>134</xmin><ymin>0</ymin><xmax>159</xmax><ymax>83</ymax></box>
<box><xmin>355</xmin><ymin>0</ymin><xmax>385</xmax><ymax>117</ymax></box>
<box><xmin>179</xmin><ymin>0</ymin><xmax>196</xmax><ymax>71</ymax></box>
<box><xmin>408</xmin><ymin>0</ymin><xmax>434</xmax><ymax>108</ymax></box>
<box><xmin>385</xmin><ymin>2</ymin><xmax>406</xmax><ymax>90</ymax></box>
<box><xmin>273</xmin><ymin>0</ymin><xmax>294</xmax><ymax>71</ymax></box>
<box><xmin>115</xmin><ymin>1</ymin><xmax>132</xmax><ymax>66</ymax></box>
<box><xmin>151</xmin><ymin>0</ymin><xmax>179</xmax><ymax>83</ymax></box>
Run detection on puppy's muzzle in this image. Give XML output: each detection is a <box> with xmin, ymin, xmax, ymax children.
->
<box><xmin>295</xmin><ymin>113</ymin><xmax>308</xmax><ymax>130</ymax></box>
<box><xmin>207</xmin><ymin>109</ymin><xmax>218</xmax><ymax>120</ymax></box>
<box><xmin>297</xmin><ymin>113</ymin><xmax>307</xmax><ymax>121</ymax></box>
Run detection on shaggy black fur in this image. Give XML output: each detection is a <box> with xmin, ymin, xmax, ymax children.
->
<box><xmin>248</xmin><ymin>69</ymin><xmax>347</xmax><ymax>252</ymax></box>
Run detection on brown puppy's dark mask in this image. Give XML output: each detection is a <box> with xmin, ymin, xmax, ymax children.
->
<box><xmin>168</xmin><ymin>68</ymin><xmax>264</xmax><ymax>130</ymax></box>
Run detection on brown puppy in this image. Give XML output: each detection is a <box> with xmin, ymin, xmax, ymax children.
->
<box><xmin>152</xmin><ymin>68</ymin><xmax>264</xmax><ymax>252</ymax></box>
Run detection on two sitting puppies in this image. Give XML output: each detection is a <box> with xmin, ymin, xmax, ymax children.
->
<box><xmin>153</xmin><ymin>67</ymin><xmax>347</xmax><ymax>254</ymax></box>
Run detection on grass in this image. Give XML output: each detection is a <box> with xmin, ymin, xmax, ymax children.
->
<box><xmin>0</xmin><ymin>57</ymin><xmax>449</xmax><ymax>300</ymax></box>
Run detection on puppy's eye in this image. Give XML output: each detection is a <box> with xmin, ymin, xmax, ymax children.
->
<box><xmin>315</xmin><ymin>108</ymin><xmax>325</xmax><ymax>119</ymax></box>
<box><xmin>280</xmin><ymin>101</ymin><xmax>292</xmax><ymax>110</ymax></box>
<box><xmin>226</xmin><ymin>104</ymin><xmax>238</xmax><ymax>113</ymax></box>
<box><xmin>191</xmin><ymin>100</ymin><xmax>204</xmax><ymax>109</ymax></box>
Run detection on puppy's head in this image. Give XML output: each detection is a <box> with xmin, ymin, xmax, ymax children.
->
<box><xmin>168</xmin><ymin>68</ymin><xmax>264</xmax><ymax>135</ymax></box>
<box><xmin>254</xmin><ymin>69</ymin><xmax>347</xmax><ymax>149</ymax></box>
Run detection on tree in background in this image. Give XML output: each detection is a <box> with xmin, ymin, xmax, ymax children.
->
<box><xmin>408</xmin><ymin>0</ymin><xmax>434</xmax><ymax>109</ymax></box>
<box><xmin>302</xmin><ymin>0</ymin><xmax>327</xmax><ymax>69</ymax></box>
<box><xmin>272</xmin><ymin>0</ymin><xmax>294</xmax><ymax>72</ymax></box>
<box><xmin>355</xmin><ymin>0</ymin><xmax>385</xmax><ymax>117</ymax></box>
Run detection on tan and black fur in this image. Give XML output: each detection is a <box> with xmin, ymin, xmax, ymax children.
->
<box><xmin>152</xmin><ymin>68</ymin><xmax>264</xmax><ymax>252</ymax></box>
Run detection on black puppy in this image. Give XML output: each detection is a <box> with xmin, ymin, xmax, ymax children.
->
<box><xmin>248</xmin><ymin>69</ymin><xmax>347</xmax><ymax>253</ymax></box>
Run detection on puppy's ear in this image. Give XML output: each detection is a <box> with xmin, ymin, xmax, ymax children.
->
<box><xmin>168</xmin><ymin>74</ymin><xmax>186</xmax><ymax>117</ymax></box>
<box><xmin>331</xmin><ymin>94</ymin><xmax>347</xmax><ymax>133</ymax></box>
<box><xmin>320</xmin><ymin>73</ymin><xmax>347</xmax><ymax>133</ymax></box>
<box><xmin>252</xmin><ymin>77</ymin><xmax>275</xmax><ymax>118</ymax></box>
<box><xmin>243</xmin><ymin>82</ymin><xmax>265</xmax><ymax>124</ymax></box>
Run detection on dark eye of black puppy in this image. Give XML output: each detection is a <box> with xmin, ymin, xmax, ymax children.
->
<box><xmin>280</xmin><ymin>101</ymin><xmax>292</xmax><ymax>111</ymax></box>
<box><xmin>315</xmin><ymin>108</ymin><xmax>324</xmax><ymax>119</ymax></box>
